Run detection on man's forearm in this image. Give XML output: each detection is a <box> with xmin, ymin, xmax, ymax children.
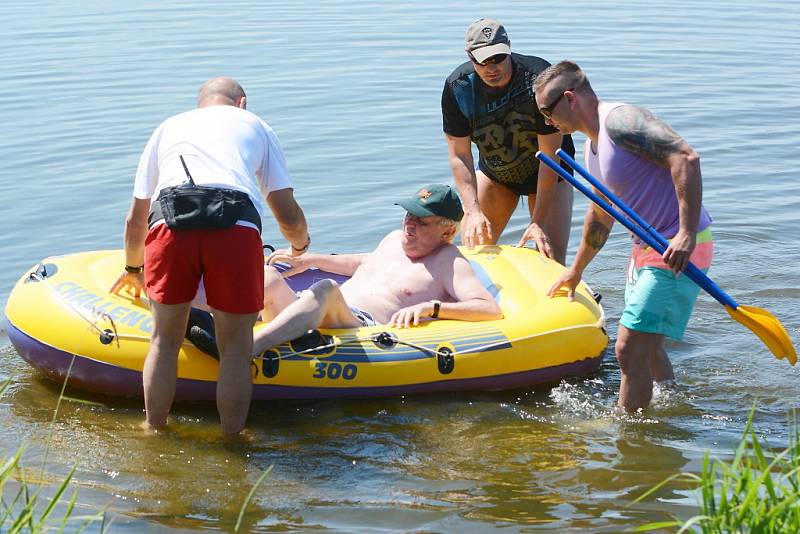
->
<box><xmin>531</xmin><ymin>172</ymin><xmax>557</xmax><ymax>224</ymax></box>
<box><xmin>445</xmin><ymin>134</ymin><xmax>480</xmax><ymax>214</ymax></box>
<box><xmin>532</xmin><ymin>132</ymin><xmax>564</xmax><ymax>224</ymax></box>
<box><xmin>279</xmin><ymin>215</ymin><xmax>309</xmax><ymax>252</ymax></box>
<box><xmin>123</xmin><ymin>197</ymin><xmax>151</xmax><ymax>267</ymax></box>
<box><xmin>571</xmin><ymin>208</ymin><xmax>613</xmax><ymax>275</ymax></box>
<box><xmin>301</xmin><ymin>253</ymin><xmax>365</xmax><ymax>276</ymax></box>
<box><xmin>450</xmin><ymin>155</ymin><xmax>480</xmax><ymax>214</ymax></box>
<box><xmin>268</xmin><ymin>189</ymin><xmax>310</xmax><ymax>251</ymax></box>
<box><xmin>434</xmin><ymin>298</ymin><xmax>502</xmax><ymax>322</ymax></box>
<box><xmin>124</xmin><ymin>220</ymin><xmax>147</xmax><ymax>267</ymax></box>
<box><xmin>671</xmin><ymin>150</ymin><xmax>703</xmax><ymax>235</ymax></box>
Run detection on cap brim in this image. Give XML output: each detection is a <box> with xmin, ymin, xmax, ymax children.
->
<box><xmin>471</xmin><ymin>43</ymin><xmax>511</xmax><ymax>63</ymax></box>
<box><xmin>395</xmin><ymin>200</ymin><xmax>436</xmax><ymax>218</ymax></box>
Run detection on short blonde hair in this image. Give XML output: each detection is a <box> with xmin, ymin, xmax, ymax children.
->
<box><xmin>534</xmin><ymin>60</ymin><xmax>591</xmax><ymax>102</ymax></box>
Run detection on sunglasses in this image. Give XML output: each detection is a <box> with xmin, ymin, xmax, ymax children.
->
<box><xmin>470</xmin><ymin>53</ymin><xmax>509</xmax><ymax>66</ymax></box>
<box><xmin>539</xmin><ymin>89</ymin><xmax>572</xmax><ymax>119</ymax></box>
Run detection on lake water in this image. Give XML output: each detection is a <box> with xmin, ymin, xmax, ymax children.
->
<box><xmin>1</xmin><ymin>0</ymin><xmax>799</xmax><ymax>531</ymax></box>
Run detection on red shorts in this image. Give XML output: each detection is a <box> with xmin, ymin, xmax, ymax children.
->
<box><xmin>144</xmin><ymin>224</ymin><xmax>264</xmax><ymax>314</ymax></box>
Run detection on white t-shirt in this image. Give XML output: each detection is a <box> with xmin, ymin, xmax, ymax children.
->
<box><xmin>132</xmin><ymin>105</ymin><xmax>293</xmax><ymax>222</ymax></box>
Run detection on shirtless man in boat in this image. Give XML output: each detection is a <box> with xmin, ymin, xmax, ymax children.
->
<box><xmin>189</xmin><ymin>184</ymin><xmax>502</xmax><ymax>357</ymax></box>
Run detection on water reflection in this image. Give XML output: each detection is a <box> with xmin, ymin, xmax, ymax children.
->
<box><xmin>1</xmin><ymin>335</ymin><xmax>794</xmax><ymax>530</ymax></box>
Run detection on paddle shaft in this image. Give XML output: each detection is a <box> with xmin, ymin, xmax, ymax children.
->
<box><xmin>536</xmin><ymin>150</ymin><xmax>738</xmax><ymax>310</ymax></box>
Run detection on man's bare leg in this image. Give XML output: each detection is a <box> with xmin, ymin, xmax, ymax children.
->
<box><xmin>143</xmin><ymin>301</ymin><xmax>192</xmax><ymax>429</ymax></box>
<box><xmin>261</xmin><ymin>265</ymin><xmax>302</xmax><ymax>322</ymax></box>
<box><xmin>213</xmin><ymin>309</ymin><xmax>258</xmax><ymax>435</ymax></box>
<box><xmin>615</xmin><ymin>326</ymin><xmax>665</xmax><ymax>411</ymax></box>
<box><xmin>253</xmin><ymin>279</ymin><xmax>361</xmax><ymax>355</ymax></box>
<box><xmin>527</xmin><ymin>179</ymin><xmax>574</xmax><ymax>265</ymax></box>
<box><xmin>651</xmin><ymin>347</ymin><xmax>675</xmax><ymax>383</ymax></box>
<box><xmin>473</xmin><ymin>170</ymin><xmax>519</xmax><ymax>244</ymax></box>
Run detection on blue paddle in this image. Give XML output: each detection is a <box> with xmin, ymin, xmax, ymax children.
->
<box><xmin>536</xmin><ymin>149</ymin><xmax>796</xmax><ymax>364</ymax></box>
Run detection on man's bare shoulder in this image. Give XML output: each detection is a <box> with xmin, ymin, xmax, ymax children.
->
<box><xmin>370</xmin><ymin>230</ymin><xmax>403</xmax><ymax>252</ymax></box>
<box><xmin>605</xmin><ymin>104</ymin><xmax>686</xmax><ymax>167</ymax></box>
<box><xmin>429</xmin><ymin>241</ymin><xmax>461</xmax><ymax>260</ymax></box>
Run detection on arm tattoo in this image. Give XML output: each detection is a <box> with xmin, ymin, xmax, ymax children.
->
<box><xmin>606</xmin><ymin>105</ymin><xmax>685</xmax><ymax>167</ymax></box>
<box><xmin>586</xmin><ymin>221</ymin><xmax>610</xmax><ymax>250</ymax></box>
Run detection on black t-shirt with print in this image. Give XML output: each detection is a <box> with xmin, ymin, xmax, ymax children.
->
<box><xmin>441</xmin><ymin>53</ymin><xmax>575</xmax><ymax>195</ymax></box>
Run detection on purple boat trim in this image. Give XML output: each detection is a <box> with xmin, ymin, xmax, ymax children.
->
<box><xmin>7</xmin><ymin>319</ymin><xmax>605</xmax><ymax>402</ymax></box>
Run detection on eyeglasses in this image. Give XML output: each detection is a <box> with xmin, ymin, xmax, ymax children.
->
<box><xmin>539</xmin><ymin>89</ymin><xmax>572</xmax><ymax>119</ymax></box>
<box><xmin>469</xmin><ymin>53</ymin><xmax>509</xmax><ymax>66</ymax></box>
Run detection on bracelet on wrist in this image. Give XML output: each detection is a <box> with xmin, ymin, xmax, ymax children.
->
<box><xmin>125</xmin><ymin>264</ymin><xmax>144</xmax><ymax>274</ymax></box>
<box><xmin>430</xmin><ymin>299</ymin><xmax>441</xmax><ymax>319</ymax></box>
<box><xmin>291</xmin><ymin>235</ymin><xmax>311</xmax><ymax>253</ymax></box>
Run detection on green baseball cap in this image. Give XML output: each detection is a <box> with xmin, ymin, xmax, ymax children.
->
<box><xmin>396</xmin><ymin>184</ymin><xmax>464</xmax><ymax>222</ymax></box>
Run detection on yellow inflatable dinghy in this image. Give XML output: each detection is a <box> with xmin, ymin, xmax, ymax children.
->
<box><xmin>5</xmin><ymin>246</ymin><xmax>608</xmax><ymax>400</ymax></box>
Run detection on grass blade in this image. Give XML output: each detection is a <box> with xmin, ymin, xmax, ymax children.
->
<box><xmin>234</xmin><ymin>465</ymin><xmax>273</xmax><ymax>532</ymax></box>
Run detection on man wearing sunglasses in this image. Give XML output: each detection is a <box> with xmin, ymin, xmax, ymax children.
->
<box><xmin>534</xmin><ymin>61</ymin><xmax>714</xmax><ymax>412</ymax></box>
<box><xmin>441</xmin><ymin>18</ymin><xmax>575</xmax><ymax>264</ymax></box>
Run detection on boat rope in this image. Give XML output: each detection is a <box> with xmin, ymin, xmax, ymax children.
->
<box><xmin>29</xmin><ymin>262</ymin><xmax>605</xmax><ymax>362</ymax></box>
<box><xmin>253</xmin><ymin>319</ymin><xmax>605</xmax><ymax>363</ymax></box>
<box><xmin>28</xmin><ymin>267</ymin><xmax>121</xmax><ymax>348</ymax></box>
<box><xmin>89</xmin><ymin>319</ymin><xmax>605</xmax><ymax>362</ymax></box>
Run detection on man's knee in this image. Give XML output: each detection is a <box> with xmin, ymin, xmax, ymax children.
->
<box><xmin>615</xmin><ymin>336</ymin><xmax>641</xmax><ymax>375</ymax></box>
<box><xmin>615</xmin><ymin>330</ymin><xmax>659</xmax><ymax>376</ymax></box>
<box><xmin>309</xmin><ymin>278</ymin><xmax>340</xmax><ymax>301</ymax></box>
<box><xmin>264</xmin><ymin>265</ymin><xmax>283</xmax><ymax>290</ymax></box>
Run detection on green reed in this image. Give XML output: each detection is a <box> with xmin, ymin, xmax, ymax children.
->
<box><xmin>634</xmin><ymin>406</ymin><xmax>800</xmax><ymax>533</ymax></box>
<box><xmin>0</xmin><ymin>379</ymin><xmax>106</xmax><ymax>532</ymax></box>
<box><xmin>235</xmin><ymin>465</ymin><xmax>273</xmax><ymax>532</ymax></box>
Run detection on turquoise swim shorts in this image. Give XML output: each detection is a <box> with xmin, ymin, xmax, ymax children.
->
<box><xmin>620</xmin><ymin>265</ymin><xmax>705</xmax><ymax>341</ymax></box>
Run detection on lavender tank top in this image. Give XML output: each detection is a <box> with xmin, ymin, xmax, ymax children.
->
<box><xmin>585</xmin><ymin>102</ymin><xmax>711</xmax><ymax>239</ymax></box>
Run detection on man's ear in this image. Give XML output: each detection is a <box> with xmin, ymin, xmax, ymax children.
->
<box><xmin>238</xmin><ymin>96</ymin><xmax>247</xmax><ymax>109</ymax></box>
<box><xmin>442</xmin><ymin>224</ymin><xmax>457</xmax><ymax>243</ymax></box>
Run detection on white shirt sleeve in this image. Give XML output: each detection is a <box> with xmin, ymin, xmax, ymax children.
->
<box><xmin>132</xmin><ymin>123</ymin><xmax>165</xmax><ymax>200</ymax></box>
<box><xmin>258</xmin><ymin>121</ymin><xmax>294</xmax><ymax>197</ymax></box>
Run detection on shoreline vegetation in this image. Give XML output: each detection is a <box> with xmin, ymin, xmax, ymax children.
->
<box><xmin>1</xmin><ymin>379</ymin><xmax>107</xmax><ymax>532</ymax></box>
<box><xmin>635</xmin><ymin>406</ymin><xmax>800</xmax><ymax>533</ymax></box>
<box><xmin>3</xmin><ymin>376</ymin><xmax>798</xmax><ymax>531</ymax></box>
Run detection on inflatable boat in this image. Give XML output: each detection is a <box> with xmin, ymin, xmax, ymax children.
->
<box><xmin>5</xmin><ymin>246</ymin><xmax>608</xmax><ymax>401</ymax></box>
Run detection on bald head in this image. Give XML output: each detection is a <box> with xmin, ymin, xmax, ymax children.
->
<box><xmin>197</xmin><ymin>77</ymin><xmax>247</xmax><ymax>108</ymax></box>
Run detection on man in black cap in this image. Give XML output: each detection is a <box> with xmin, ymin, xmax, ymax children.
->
<box><xmin>442</xmin><ymin>18</ymin><xmax>575</xmax><ymax>264</ymax></box>
<box><xmin>189</xmin><ymin>184</ymin><xmax>503</xmax><ymax>358</ymax></box>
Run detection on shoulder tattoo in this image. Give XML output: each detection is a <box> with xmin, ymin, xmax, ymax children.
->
<box><xmin>606</xmin><ymin>105</ymin><xmax>685</xmax><ymax>167</ymax></box>
<box><xmin>586</xmin><ymin>221</ymin><xmax>610</xmax><ymax>250</ymax></box>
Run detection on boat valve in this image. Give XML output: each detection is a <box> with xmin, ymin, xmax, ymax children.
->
<box><xmin>99</xmin><ymin>329</ymin><xmax>115</xmax><ymax>345</ymax></box>
<box><xmin>437</xmin><ymin>347</ymin><xmax>455</xmax><ymax>375</ymax></box>
<box><xmin>372</xmin><ymin>332</ymin><xmax>398</xmax><ymax>349</ymax></box>
<box><xmin>259</xmin><ymin>349</ymin><xmax>280</xmax><ymax>378</ymax></box>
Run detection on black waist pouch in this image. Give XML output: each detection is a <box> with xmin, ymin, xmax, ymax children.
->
<box><xmin>158</xmin><ymin>185</ymin><xmax>249</xmax><ymax>230</ymax></box>
<box><xmin>149</xmin><ymin>155</ymin><xmax>261</xmax><ymax>233</ymax></box>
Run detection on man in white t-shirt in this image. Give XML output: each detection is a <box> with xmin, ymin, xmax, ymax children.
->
<box><xmin>111</xmin><ymin>77</ymin><xmax>309</xmax><ymax>434</ymax></box>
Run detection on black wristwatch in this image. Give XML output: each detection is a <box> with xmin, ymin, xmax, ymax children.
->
<box><xmin>291</xmin><ymin>234</ymin><xmax>311</xmax><ymax>253</ymax></box>
<box><xmin>125</xmin><ymin>265</ymin><xmax>144</xmax><ymax>274</ymax></box>
<box><xmin>430</xmin><ymin>299</ymin><xmax>441</xmax><ymax>319</ymax></box>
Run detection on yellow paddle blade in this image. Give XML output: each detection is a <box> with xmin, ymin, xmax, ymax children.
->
<box><xmin>725</xmin><ymin>305</ymin><xmax>797</xmax><ymax>365</ymax></box>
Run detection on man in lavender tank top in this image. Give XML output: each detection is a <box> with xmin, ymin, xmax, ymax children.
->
<box><xmin>533</xmin><ymin>61</ymin><xmax>714</xmax><ymax>412</ymax></box>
